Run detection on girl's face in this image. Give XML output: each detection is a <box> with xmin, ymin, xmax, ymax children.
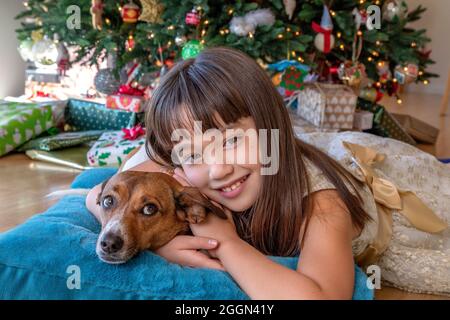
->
<box><xmin>173</xmin><ymin>115</ymin><xmax>262</xmax><ymax>212</ymax></box>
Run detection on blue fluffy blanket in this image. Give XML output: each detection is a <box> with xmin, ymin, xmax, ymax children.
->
<box><xmin>0</xmin><ymin>168</ymin><xmax>373</xmax><ymax>299</ymax></box>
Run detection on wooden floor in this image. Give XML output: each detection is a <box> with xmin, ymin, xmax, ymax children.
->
<box><xmin>0</xmin><ymin>92</ymin><xmax>448</xmax><ymax>300</ymax></box>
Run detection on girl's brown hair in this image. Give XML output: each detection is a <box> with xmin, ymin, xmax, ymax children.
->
<box><xmin>145</xmin><ymin>47</ymin><xmax>372</xmax><ymax>256</ymax></box>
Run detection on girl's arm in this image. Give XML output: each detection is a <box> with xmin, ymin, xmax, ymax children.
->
<box><xmin>208</xmin><ymin>190</ymin><xmax>356</xmax><ymax>299</ymax></box>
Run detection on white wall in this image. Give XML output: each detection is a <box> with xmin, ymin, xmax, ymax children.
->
<box><xmin>406</xmin><ymin>0</ymin><xmax>450</xmax><ymax>95</ymax></box>
<box><xmin>0</xmin><ymin>0</ymin><xmax>26</xmax><ymax>98</ymax></box>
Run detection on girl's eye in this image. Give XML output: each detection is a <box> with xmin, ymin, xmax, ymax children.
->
<box><xmin>142</xmin><ymin>203</ymin><xmax>158</xmax><ymax>216</ymax></box>
<box><xmin>224</xmin><ymin>135</ymin><xmax>242</xmax><ymax>148</ymax></box>
<box><xmin>183</xmin><ymin>153</ymin><xmax>202</xmax><ymax>164</ymax></box>
<box><xmin>102</xmin><ymin>195</ymin><xmax>115</xmax><ymax>209</ymax></box>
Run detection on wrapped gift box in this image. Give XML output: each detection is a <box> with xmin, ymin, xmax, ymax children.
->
<box><xmin>0</xmin><ymin>101</ymin><xmax>54</xmax><ymax>156</ymax></box>
<box><xmin>353</xmin><ymin>110</ymin><xmax>374</xmax><ymax>131</ymax></box>
<box><xmin>391</xmin><ymin>113</ymin><xmax>439</xmax><ymax>144</ymax></box>
<box><xmin>106</xmin><ymin>94</ymin><xmax>147</xmax><ymax>113</ymax></box>
<box><xmin>87</xmin><ymin>131</ymin><xmax>145</xmax><ymax>167</ymax></box>
<box><xmin>357</xmin><ymin>99</ymin><xmax>416</xmax><ymax>145</ymax></box>
<box><xmin>296</xmin><ymin>83</ymin><xmax>357</xmax><ymax>130</ymax></box>
<box><xmin>65</xmin><ymin>99</ymin><xmax>145</xmax><ymax>131</ymax></box>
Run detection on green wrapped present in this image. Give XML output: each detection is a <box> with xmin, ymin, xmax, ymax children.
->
<box><xmin>356</xmin><ymin>98</ymin><xmax>416</xmax><ymax>145</ymax></box>
<box><xmin>0</xmin><ymin>101</ymin><xmax>54</xmax><ymax>156</ymax></box>
<box><xmin>87</xmin><ymin>131</ymin><xmax>145</xmax><ymax>167</ymax></box>
<box><xmin>17</xmin><ymin>130</ymin><xmax>104</xmax><ymax>152</ymax></box>
<box><xmin>64</xmin><ymin>99</ymin><xmax>145</xmax><ymax>131</ymax></box>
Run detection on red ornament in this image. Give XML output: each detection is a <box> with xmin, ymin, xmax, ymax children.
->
<box><xmin>121</xmin><ymin>1</ymin><xmax>140</xmax><ymax>23</ymax></box>
<box><xmin>185</xmin><ymin>9</ymin><xmax>200</xmax><ymax>26</ymax></box>
<box><xmin>125</xmin><ymin>35</ymin><xmax>135</xmax><ymax>51</ymax></box>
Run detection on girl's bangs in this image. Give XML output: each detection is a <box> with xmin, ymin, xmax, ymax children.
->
<box><xmin>153</xmin><ymin>70</ymin><xmax>250</xmax><ymax>150</ymax></box>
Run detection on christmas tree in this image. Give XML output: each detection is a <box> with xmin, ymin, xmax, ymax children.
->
<box><xmin>15</xmin><ymin>0</ymin><xmax>437</xmax><ymax>101</ymax></box>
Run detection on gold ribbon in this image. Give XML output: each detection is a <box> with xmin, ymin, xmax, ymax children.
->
<box><xmin>342</xmin><ymin>141</ymin><xmax>448</xmax><ymax>267</ymax></box>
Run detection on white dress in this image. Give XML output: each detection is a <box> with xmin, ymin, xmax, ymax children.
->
<box><xmin>298</xmin><ymin>131</ymin><xmax>450</xmax><ymax>296</ymax></box>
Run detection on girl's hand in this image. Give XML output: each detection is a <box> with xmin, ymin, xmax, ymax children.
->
<box><xmin>154</xmin><ymin>235</ymin><xmax>225</xmax><ymax>270</ymax></box>
<box><xmin>189</xmin><ymin>208</ymin><xmax>240</xmax><ymax>259</ymax></box>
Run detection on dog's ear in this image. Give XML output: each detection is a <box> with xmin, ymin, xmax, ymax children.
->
<box><xmin>175</xmin><ymin>187</ymin><xmax>227</xmax><ymax>224</ymax></box>
<box><xmin>96</xmin><ymin>178</ymin><xmax>110</xmax><ymax>206</ymax></box>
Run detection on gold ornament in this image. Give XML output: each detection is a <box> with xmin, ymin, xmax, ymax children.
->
<box><xmin>31</xmin><ymin>29</ymin><xmax>43</xmax><ymax>42</ymax></box>
<box><xmin>139</xmin><ymin>0</ymin><xmax>164</xmax><ymax>24</ymax></box>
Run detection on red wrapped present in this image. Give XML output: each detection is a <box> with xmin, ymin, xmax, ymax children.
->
<box><xmin>106</xmin><ymin>94</ymin><xmax>146</xmax><ymax>113</ymax></box>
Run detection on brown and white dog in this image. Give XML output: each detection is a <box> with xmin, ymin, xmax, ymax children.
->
<box><xmin>94</xmin><ymin>171</ymin><xmax>226</xmax><ymax>264</ymax></box>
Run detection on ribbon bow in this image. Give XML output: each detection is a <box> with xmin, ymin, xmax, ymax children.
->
<box><xmin>122</xmin><ymin>124</ymin><xmax>145</xmax><ymax>140</ymax></box>
<box><xmin>342</xmin><ymin>141</ymin><xmax>448</xmax><ymax>267</ymax></box>
<box><xmin>118</xmin><ymin>84</ymin><xmax>144</xmax><ymax>96</ymax></box>
<box><xmin>312</xmin><ymin>21</ymin><xmax>333</xmax><ymax>54</ymax></box>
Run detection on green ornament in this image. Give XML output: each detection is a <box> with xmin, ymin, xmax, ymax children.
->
<box><xmin>181</xmin><ymin>40</ymin><xmax>204</xmax><ymax>60</ymax></box>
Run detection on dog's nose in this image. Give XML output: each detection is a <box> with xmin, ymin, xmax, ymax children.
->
<box><xmin>100</xmin><ymin>233</ymin><xmax>124</xmax><ymax>254</ymax></box>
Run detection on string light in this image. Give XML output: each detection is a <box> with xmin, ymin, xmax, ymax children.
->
<box><xmin>423</xmin><ymin>80</ymin><xmax>429</xmax><ymax>85</ymax></box>
<box><xmin>286</xmin><ymin>27</ymin><xmax>291</xmax><ymax>32</ymax></box>
<box><xmin>295</xmin><ymin>31</ymin><xmax>300</xmax><ymax>36</ymax></box>
<box><xmin>357</xmin><ymin>30</ymin><xmax>363</xmax><ymax>37</ymax></box>
<box><xmin>167</xmin><ymin>25</ymin><xmax>174</xmax><ymax>31</ymax></box>
<box><xmin>337</xmin><ymin>32</ymin><xmax>342</xmax><ymax>38</ymax></box>
<box><xmin>248</xmin><ymin>32</ymin><xmax>254</xmax><ymax>38</ymax></box>
<box><xmin>204</xmin><ymin>20</ymin><xmax>209</xmax><ymax>25</ymax></box>
<box><xmin>220</xmin><ymin>30</ymin><xmax>225</xmax><ymax>35</ymax></box>
<box><xmin>340</xmin><ymin>44</ymin><xmax>345</xmax><ymax>50</ymax></box>
<box><xmin>419</xmin><ymin>71</ymin><xmax>424</xmax><ymax>76</ymax></box>
<box><xmin>397</xmin><ymin>98</ymin><xmax>403</xmax><ymax>104</ymax></box>
<box><xmin>330</xmin><ymin>10</ymin><xmax>336</xmax><ymax>17</ymax></box>
<box><xmin>367</xmin><ymin>57</ymin><xmax>373</xmax><ymax>62</ymax></box>
<box><xmin>105</xmin><ymin>18</ymin><xmax>111</xmax><ymax>25</ymax></box>
<box><xmin>376</xmin><ymin>40</ymin><xmax>381</xmax><ymax>46</ymax></box>
<box><xmin>201</xmin><ymin>29</ymin><xmax>206</xmax><ymax>37</ymax></box>
<box><xmin>277</xmin><ymin>34</ymin><xmax>283</xmax><ymax>39</ymax></box>
<box><xmin>411</xmin><ymin>42</ymin><xmax>417</xmax><ymax>48</ymax></box>
<box><xmin>228</xmin><ymin>9</ymin><xmax>234</xmax><ymax>15</ymax></box>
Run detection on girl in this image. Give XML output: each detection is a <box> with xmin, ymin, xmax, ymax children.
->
<box><xmin>86</xmin><ymin>47</ymin><xmax>449</xmax><ymax>299</ymax></box>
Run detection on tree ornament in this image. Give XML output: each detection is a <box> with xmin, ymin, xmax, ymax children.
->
<box><xmin>90</xmin><ymin>0</ymin><xmax>103</xmax><ymax>30</ymax></box>
<box><xmin>94</xmin><ymin>69</ymin><xmax>120</xmax><ymax>95</ymax></box>
<box><xmin>18</xmin><ymin>39</ymin><xmax>34</xmax><ymax>61</ymax></box>
<box><xmin>230</xmin><ymin>9</ymin><xmax>275</xmax><ymax>36</ymax></box>
<box><xmin>283</xmin><ymin>0</ymin><xmax>296</xmax><ymax>20</ymax></box>
<box><xmin>121</xmin><ymin>0</ymin><xmax>140</xmax><ymax>23</ymax></box>
<box><xmin>139</xmin><ymin>0</ymin><xmax>164</xmax><ymax>24</ymax></box>
<box><xmin>175</xmin><ymin>35</ymin><xmax>187</xmax><ymax>46</ymax></box>
<box><xmin>312</xmin><ymin>5</ymin><xmax>335</xmax><ymax>54</ymax></box>
<box><xmin>376</xmin><ymin>61</ymin><xmax>392</xmax><ymax>83</ymax></box>
<box><xmin>338</xmin><ymin>61</ymin><xmax>367</xmax><ymax>92</ymax></box>
<box><xmin>32</xmin><ymin>36</ymin><xmax>59</xmax><ymax>67</ymax></box>
<box><xmin>56</xmin><ymin>42</ymin><xmax>70</xmax><ymax>76</ymax></box>
<box><xmin>185</xmin><ymin>8</ymin><xmax>201</xmax><ymax>26</ymax></box>
<box><xmin>31</xmin><ymin>29</ymin><xmax>43</xmax><ymax>43</ymax></box>
<box><xmin>359</xmin><ymin>87</ymin><xmax>383</xmax><ymax>103</ymax></box>
<box><xmin>125</xmin><ymin>34</ymin><xmax>135</xmax><ymax>51</ymax></box>
<box><xmin>382</xmin><ymin>0</ymin><xmax>408</xmax><ymax>22</ymax></box>
<box><xmin>181</xmin><ymin>39</ymin><xmax>204</xmax><ymax>60</ymax></box>
<box><xmin>394</xmin><ymin>63</ymin><xmax>418</xmax><ymax>84</ymax></box>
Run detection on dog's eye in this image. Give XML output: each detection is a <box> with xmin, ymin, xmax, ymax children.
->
<box><xmin>142</xmin><ymin>203</ymin><xmax>158</xmax><ymax>216</ymax></box>
<box><xmin>102</xmin><ymin>195</ymin><xmax>115</xmax><ymax>209</ymax></box>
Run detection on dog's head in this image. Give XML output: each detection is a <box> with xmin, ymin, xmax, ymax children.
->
<box><xmin>95</xmin><ymin>171</ymin><xmax>226</xmax><ymax>264</ymax></box>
